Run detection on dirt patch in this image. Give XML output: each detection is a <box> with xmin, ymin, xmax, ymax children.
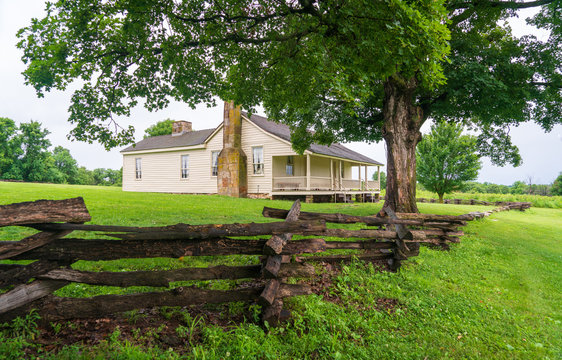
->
<box><xmin>28</xmin><ymin>302</ymin><xmax>258</xmax><ymax>357</ymax></box>
<box><xmin>303</xmin><ymin>260</ymin><xmax>403</xmax><ymax>315</ymax></box>
<box><xmin>19</xmin><ymin>261</ymin><xmax>400</xmax><ymax>357</ymax></box>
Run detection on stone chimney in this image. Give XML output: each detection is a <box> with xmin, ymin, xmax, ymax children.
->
<box><xmin>172</xmin><ymin>121</ymin><xmax>192</xmax><ymax>136</ymax></box>
<box><xmin>217</xmin><ymin>101</ymin><xmax>247</xmax><ymax>197</ymax></box>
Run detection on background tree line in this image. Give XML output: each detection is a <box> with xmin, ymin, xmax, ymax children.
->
<box><xmin>376</xmin><ymin>176</ymin><xmax>562</xmax><ymax>197</ymax></box>
<box><xmin>460</xmin><ymin>178</ymin><xmax>562</xmax><ymax>197</ymax></box>
<box><xmin>0</xmin><ymin>117</ymin><xmax>121</xmax><ymax>186</ymax></box>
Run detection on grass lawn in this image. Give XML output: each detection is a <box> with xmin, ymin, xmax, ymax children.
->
<box><xmin>0</xmin><ymin>182</ymin><xmax>561</xmax><ymax>359</ymax></box>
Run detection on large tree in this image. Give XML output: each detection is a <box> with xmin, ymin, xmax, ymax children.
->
<box><xmin>17</xmin><ymin>0</ymin><xmax>561</xmax><ymax>211</ymax></box>
<box><xmin>416</xmin><ymin>121</ymin><xmax>481</xmax><ymax>202</ymax></box>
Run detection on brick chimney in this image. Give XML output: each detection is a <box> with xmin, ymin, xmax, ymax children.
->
<box><xmin>217</xmin><ymin>101</ymin><xmax>247</xmax><ymax>197</ymax></box>
<box><xmin>172</xmin><ymin>121</ymin><xmax>192</xmax><ymax>136</ymax></box>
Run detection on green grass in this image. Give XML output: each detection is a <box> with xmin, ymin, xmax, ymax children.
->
<box><xmin>416</xmin><ymin>189</ymin><xmax>562</xmax><ymax>209</ymax></box>
<box><xmin>1</xmin><ymin>182</ymin><xmax>561</xmax><ymax>359</ymax></box>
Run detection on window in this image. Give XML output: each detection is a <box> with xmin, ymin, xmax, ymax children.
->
<box><xmin>286</xmin><ymin>156</ymin><xmax>294</xmax><ymax>176</ymax></box>
<box><xmin>211</xmin><ymin>151</ymin><xmax>220</xmax><ymax>177</ymax></box>
<box><xmin>181</xmin><ymin>155</ymin><xmax>189</xmax><ymax>179</ymax></box>
<box><xmin>252</xmin><ymin>146</ymin><xmax>264</xmax><ymax>175</ymax></box>
<box><xmin>135</xmin><ymin>158</ymin><xmax>142</xmax><ymax>179</ymax></box>
<box><xmin>340</xmin><ymin>161</ymin><xmax>344</xmax><ymax>179</ymax></box>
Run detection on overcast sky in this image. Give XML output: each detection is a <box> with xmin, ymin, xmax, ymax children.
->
<box><xmin>1</xmin><ymin>1</ymin><xmax>560</xmax><ymax>185</ymax></box>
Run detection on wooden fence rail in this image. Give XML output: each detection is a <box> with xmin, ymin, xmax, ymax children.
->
<box><xmin>416</xmin><ymin>197</ymin><xmax>532</xmax><ymax>210</ymax></box>
<box><xmin>1</xmin><ymin>196</ymin><xmax>523</xmax><ymax>325</ymax></box>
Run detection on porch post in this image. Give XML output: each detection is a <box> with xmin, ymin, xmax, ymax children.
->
<box><xmin>358</xmin><ymin>163</ymin><xmax>362</xmax><ymax>190</ymax></box>
<box><xmin>306</xmin><ymin>154</ymin><xmax>311</xmax><ymax>191</ymax></box>
<box><xmin>365</xmin><ymin>165</ymin><xmax>368</xmax><ymax>190</ymax></box>
<box><xmin>377</xmin><ymin>166</ymin><xmax>381</xmax><ymax>189</ymax></box>
<box><xmin>339</xmin><ymin>161</ymin><xmax>342</xmax><ymax>190</ymax></box>
<box><xmin>330</xmin><ymin>159</ymin><xmax>334</xmax><ymax>190</ymax></box>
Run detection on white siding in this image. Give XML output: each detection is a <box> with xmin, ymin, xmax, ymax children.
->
<box><xmin>122</xmin><ymin>118</ymin><xmax>375</xmax><ymax>195</ymax></box>
<box><xmin>241</xmin><ymin>118</ymin><xmax>296</xmax><ymax>194</ymax></box>
<box><xmin>310</xmin><ymin>156</ymin><xmax>331</xmax><ymax>177</ymax></box>
<box><xmin>122</xmin><ymin>129</ymin><xmax>223</xmax><ymax>193</ymax></box>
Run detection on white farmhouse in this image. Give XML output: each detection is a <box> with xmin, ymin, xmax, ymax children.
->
<box><xmin>121</xmin><ymin>102</ymin><xmax>383</xmax><ymax>202</ymax></box>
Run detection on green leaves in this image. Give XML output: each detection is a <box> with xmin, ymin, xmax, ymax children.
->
<box><xmin>144</xmin><ymin>119</ymin><xmax>174</xmax><ymax>138</ymax></box>
<box><xmin>17</xmin><ymin>0</ymin><xmax>451</xmax><ymax>149</ymax></box>
<box><xmin>416</xmin><ymin>120</ymin><xmax>482</xmax><ymax>200</ymax></box>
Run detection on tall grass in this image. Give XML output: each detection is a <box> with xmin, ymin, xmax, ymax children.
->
<box><xmin>416</xmin><ymin>189</ymin><xmax>562</xmax><ymax>209</ymax></box>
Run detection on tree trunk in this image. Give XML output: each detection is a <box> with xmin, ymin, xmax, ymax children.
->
<box><xmin>438</xmin><ymin>193</ymin><xmax>444</xmax><ymax>203</ymax></box>
<box><xmin>382</xmin><ymin>75</ymin><xmax>423</xmax><ymax>213</ymax></box>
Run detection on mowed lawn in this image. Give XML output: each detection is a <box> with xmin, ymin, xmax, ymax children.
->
<box><xmin>0</xmin><ymin>182</ymin><xmax>561</xmax><ymax>359</ymax></box>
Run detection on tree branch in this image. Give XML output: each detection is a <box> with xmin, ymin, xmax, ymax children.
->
<box><xmin>531</xmin><ymin>81</ymin><xmax>561</xmax><ymax>88</ymax></box>
<box><xmin>449</xmin><ymin>0</ymin><xmax>556</xmax><ymax>11</ymax></box>
<box><xmin>171</xmin><ymin>6</ymin><xmax>312</xmax><ymax>25</ymax></box>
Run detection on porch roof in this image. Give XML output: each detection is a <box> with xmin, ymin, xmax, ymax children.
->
<box><xmin>244</xmin><ymin>113</ymin><xmax>383</xmax><ymax>166</ymax></box>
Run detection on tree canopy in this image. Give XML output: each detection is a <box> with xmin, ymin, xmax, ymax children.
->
<box><xmin>0</xmin><ymin>117</ymin><xmax>20</xmax><ymax>178</ymax></box>
<box><xmin>144</xmin><ymin>119</ymin><xmax>174</xmax><ymax>138</ymax></box>
<box><xmin>552</xmin><ymin>173</ymin><xmax>562</xmax><ymax>196</ymax></box>
<box><xmin>417</xmin><ymin>121</ymin><xmax>481</xmax><ymax>202</ymax></box>
<box><xmin>0</xmin><ymin>117</ymin><xmax>121</xmax><ymax>186</ymax></box>
<box><xmin>17</xmin><ymin>0</ymin><xmax>561</xmax><ymax>211</ymax></box>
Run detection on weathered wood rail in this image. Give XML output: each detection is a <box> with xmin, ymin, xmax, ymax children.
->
<box><xmin>417</xmin><ymin>197</ymin><xmax>532</xmax><ymax>210</ymax></box>
<box><xmin>0</xmin><ymin>197</ymin><xmax>497</xmax><ymax>325</ymax></box>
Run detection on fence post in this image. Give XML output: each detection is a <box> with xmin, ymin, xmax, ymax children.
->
<box><xmin>260</xmin><ymin>200</ymin><xmax>301</xmax><ymax>326</ymax></box>
<box><xmin>381</xmin><ymin>206</ymin><xmax>419</xmax><ymax>272</ymax></box>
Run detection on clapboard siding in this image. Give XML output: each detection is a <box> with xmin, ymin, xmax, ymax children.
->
<box><xmin>123</xmin><ymin>147</ymin><xmax>219</xmax><ymax>193</ymax></box>
<box><xmin>122</xmin><ymin>117</ymin><xmax>380</xmax><ymax>194</ymax></box>
<box><xmin>122</xmin><ymin>120</ymin><xmax>299</xmax><ymax>194</ymax></box>
<box><xmin>241</xmin><ymin>118</ymin><xmax>296</xmax><ymax>194</ymax></box>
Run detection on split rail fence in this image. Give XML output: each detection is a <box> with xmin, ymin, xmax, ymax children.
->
<box><xmin>417</xmin><ymin>197</ymin><xmax>532</xmax><ymax>209</ymax></box>
<box><xmin>0</xmin><ymin>197</ymin><xmax>528</xmax><ymax>325</ymax></box>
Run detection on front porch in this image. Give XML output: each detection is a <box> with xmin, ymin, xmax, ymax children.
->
<box><xmin>270</xmin><ymin>154</ymin><xmax>381</xmax><ymax>201</ymax></box>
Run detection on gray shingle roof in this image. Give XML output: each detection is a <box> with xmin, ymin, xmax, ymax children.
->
<box><xmin>243</xmin><ymin>113</ymin><xmax>383</xmax><ymax>165</ymax></box>
<box><xmin>121</xmin><ymin>114</ymin><xmax>383</xmax><ymax>166</ymax></box>
<box><xmin>120</xmin><ymin>128</ymin><xmax>216</xmax><ymax>153</ymax></box>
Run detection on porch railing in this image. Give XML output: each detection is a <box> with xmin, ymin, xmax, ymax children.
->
<box><xmin>273</xmin><ymin>176</ymin><xmax>332</xmax><ymax>191</ymax></box>
<box><xmin>366</xmin><ymin>180</ymin><xmax>380</xmax><ymax>190</ymax></box>
<box><xmin>273</xmin><ymin>176</ymin><xmax>306</xmax><ymax>191</ymax></box>
<box><xmin>273</xmin><ymin>177</ymin><xmax>380</xmax><ymax>192</ymax></box>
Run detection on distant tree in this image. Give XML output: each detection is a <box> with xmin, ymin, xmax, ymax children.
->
<box><xmin>417</xmin><ymin>121</ymin><xmax>481</xmax><ymax>203</ymax></box>
<box><xmin>552</xmin><ymin>173</ymin><xmax>562</xmax><ymax>196</ymax></box>
<box><xmin>6</xmin><ymin>121</ymin><xmax>54</xmax><ymax>182</ymax></box>
<box><xmin>92</xmin><ymin>168</ymin><xmax>121</xmax><ymax>186</ymax></box>
<box><xmin>52</xmin><ymin>146</ymin><xmax>79</xmax><ymax>183</ymax></box>
<box><xmin>482</xmin><ymin>182</ymin><xmax>510</xmax><ymax>194</ymax></box>
<box><xmin>43</xmin><ymin>152</ymin><xmax>66</xmax><ymax>183</ymax></box>
<box><xmin>0</xmin><ymin>117</ymin><xmax>20</xmax><ymax>178</ymax></box>
<box><xmin>76</xmin><ymin>166</ymin><xmax>95</xmax><ymax>185</ymax></box>
<box><xmin>535</xmin><ymin>184</ymin><xmax>550</xmax><ymax>196</ymax></box>
<box><xmin>144</xmin><ymin>119</ymin><xmax>174</xmax><ymax>138</ymax></box>
<box><xmin>372</xmin><ymin>171</ymin><xmax>386</xmax><ymax>190</ymax></box>
<box><xmin>116</xmin><ymin>167</ymin><xmax>123</xmax><ymax>187</ymax></box>
<box><xmin>510</xmin><ymin>181</ymin><xmax>528</xmax><ymax>195</ymax></box>
<box><xmin>105</xmin><ymin>169</ymin><xmax>121</xmax><ymax>186</ymax></box>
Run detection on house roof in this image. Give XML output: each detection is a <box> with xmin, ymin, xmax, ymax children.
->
<box><xmin>243</xmin><ymin>113</ymin><xmax>383</xmax><ymax>165</ymax></box>
<box><xmin>120</xmin><ymin>128</ymin><xmax>215</xmax><ymax>153</ymax></box>
<box><xmin>121</xmin><ymin>114</ymin><xmax>383</xmax><ymax>166</ymax></box>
